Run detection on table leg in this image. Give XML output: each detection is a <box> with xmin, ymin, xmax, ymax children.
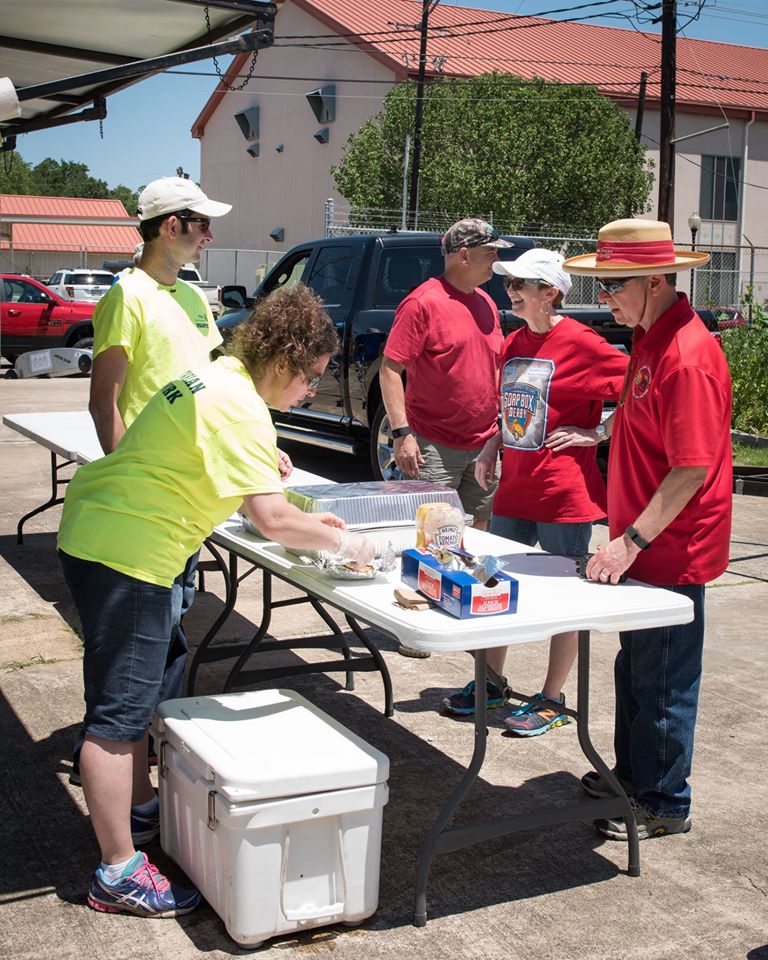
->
<box><xmin>185</xmin><ymin>548</ymin><xmax>243</xmax><ymax>695</ymax></box>
<box><xmin>345</xmin><ymin>616</ymin><xmax>394</xmax><ymax>718</ymax></box>
<box><xmin>17</xmin><ymin>451</ymin><xmax>72</xmax><ymax>544</ymax></box>
<box><xmin>574</xmin><ymin>630</ymin><xmax>640</xmax><ymax>876</ymax></box>
<box><xmin>413</xmin><ymin>649</ymin><xmax>489</xmax><ymax>927</ymax></box>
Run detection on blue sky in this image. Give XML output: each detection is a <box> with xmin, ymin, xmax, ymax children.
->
<box><xmin>13</xmin><ymin>0</ymin><xmax>768</xmax><ymax>192</ymax></box>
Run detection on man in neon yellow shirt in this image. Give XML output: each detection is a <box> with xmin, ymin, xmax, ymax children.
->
<box><xmin>58</xmin><ymin>285</ymin><xmax>375</xmax><ymax>918</ymax></box>
<box><xmin>69</xmin><ymin>177</ymin><xmax>231</xmax><ymax>788</ymax></box>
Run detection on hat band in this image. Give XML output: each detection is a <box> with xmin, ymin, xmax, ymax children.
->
<box><xmin>596</xmin><ymin>238</ymin><xmax>676</xmax><ymax>265</ymax></box>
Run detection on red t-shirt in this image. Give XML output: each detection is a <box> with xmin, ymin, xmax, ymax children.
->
<box><xmin>493</xmin><ymin>316</ymin><xmax>629</xmax><ymax>522</ymax></box>
<box><xmin>608</xmin><ymin>295</ymin><xmax>732</xmax><ymax>585</ymax></box>
<box><xmin>384</xmin><ymin>276</ymin><xmax>503</xmax><ymax>449</ymax></box>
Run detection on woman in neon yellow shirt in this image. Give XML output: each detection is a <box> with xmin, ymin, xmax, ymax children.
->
<box><xmin>58</xmin><ymin>284</ymin><xmax>375</xmax><ymax>919</ymax></box>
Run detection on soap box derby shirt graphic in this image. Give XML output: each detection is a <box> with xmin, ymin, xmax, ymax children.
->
<box><xmin>501</xmin><ymin>357</ymin><xmax>554</xmax><ymax>450</ymax></box>
<box><xmin>492</xmin><ymin>317</ymin><xmax>628</xmax><ymax>523</ymax></box>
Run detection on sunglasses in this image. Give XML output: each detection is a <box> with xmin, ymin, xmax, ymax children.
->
<box><xmin>175</xmin><ymin>214</ymin><xmax>211</xmax><ymax>232</ymax></box>
<box><xmin>502</xmin><ymin>276</ymin><xmax>548</xmax><ymax>291</ymax></box>
<box><xmin>597</xmin><ymin>276</ymin><xmax>641</xmax><ymax>296</ymax></box>
<box><xmin>305</xmin><ymin>373</ymin><xmax>323</xmax><ymax>391</ymax></box>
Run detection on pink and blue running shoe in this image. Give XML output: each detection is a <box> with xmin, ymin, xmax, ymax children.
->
<box><xmin>87</xmin><ymin>852</ymin><xmax>201</xmax><ymax>918</ymax></box>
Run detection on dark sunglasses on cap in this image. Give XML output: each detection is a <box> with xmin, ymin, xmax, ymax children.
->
<box><xmin>597</xmin><ymin>276</ymin><xmax>641</xmax><ymax>296</ymax></box>
<box><xmin>502</xmin><ymin>276</ymin><xmax>549</xmax><ymax>291</ymax></box>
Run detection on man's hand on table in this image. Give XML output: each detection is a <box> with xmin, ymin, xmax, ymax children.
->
<box><xmin>586</xmin><ymin>535</ymin><xmax>640</xmax><ymax>585</ymax></box>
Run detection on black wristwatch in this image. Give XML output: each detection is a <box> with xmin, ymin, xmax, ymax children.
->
<box><xmin>625</xmin><ymin>524</ymin><xmax>651</xmax><ymax>550</ymax></box>
<box><xmin>391</xmin><ymin>425</ymin><xmax>412</xmax><ymax>439</ymax></box>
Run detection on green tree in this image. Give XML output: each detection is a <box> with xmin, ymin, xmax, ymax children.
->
<box><xmin>332</xmin><ymin>73</ymin><xmax>653</xmax><ymax>231</ymax></box>
<box><xmin>0</xmin><ymin>152</ymin><xmax>33</xmax><ymax>194</ymax></box>
<box><xmin>30</xmin><ymin>158</ymin><xmax>111</xmax><ymax>198</ymax></box>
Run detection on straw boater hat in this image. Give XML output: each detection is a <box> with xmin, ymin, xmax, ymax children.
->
<box><xmin>563</xmin><ymin>219</ymin><xmax>710</xmax><ymax>276</ymax></box>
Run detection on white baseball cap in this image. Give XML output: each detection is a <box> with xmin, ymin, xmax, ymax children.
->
<box><xmin>137</xmin><ymin>176</ymin><xmax>232</xmax><ymax>222</ymax></box>
<box><xmin>493</xmin><ymin>248</ymin><xmax>572</xmax><ymax>295</ymax></box>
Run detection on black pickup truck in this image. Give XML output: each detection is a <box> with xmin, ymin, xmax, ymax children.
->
<box><xmin>219</xmin><ymin>232</ymin><xmax>634</xmax><ymax>480</ymax></box>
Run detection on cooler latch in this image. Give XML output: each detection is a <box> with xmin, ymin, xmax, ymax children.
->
<box><xmin>158</xmin><ymin>740</ymin><xmax>167</xmax><ymax>780</ymax></box>
<box><xmin>207</xmin><ymin>790</ymin><xmax>218</xmax><ymax>830</ymax></box>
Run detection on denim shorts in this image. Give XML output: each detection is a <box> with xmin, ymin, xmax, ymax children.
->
<box><xmin>489</xmin><ymin>515</ymin><xmax>592</xmax><ymax>556</ymax></box>
<box><xmin>59</xmin><ymin>550</ymin><xmax>178</xmax><ymax>742</ymax></box>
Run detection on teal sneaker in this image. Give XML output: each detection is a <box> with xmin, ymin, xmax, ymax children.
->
<box><xmin>442</xmin><ymin>679</ymin><xmax>509</xmax><ymax>716</ymax></box>
<box><xmin>503</xmin><ymin>692</ymin><xmax>569</xmax><ymax>736</ymax></box>
<box><xmin>87</xmin><ymin>852</ymin><xmax>201</xmax><ymax>918</ymax></box>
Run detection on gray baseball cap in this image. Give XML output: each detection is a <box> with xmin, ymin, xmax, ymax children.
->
<box><xmin>442</xmin><ymin>218</ymin><xmax>512</xmax><ymax>254</ymax></box>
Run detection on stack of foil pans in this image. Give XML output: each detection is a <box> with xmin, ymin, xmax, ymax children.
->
<box><xmin>240</xmin><ymin>480</ymin><xmax>464</xmax><ymax>556</ymax></box>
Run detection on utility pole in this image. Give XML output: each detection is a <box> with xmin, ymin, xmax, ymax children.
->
<box><xmin>657</xmin><ymin>0</ymin><xmax>677</xmax><ymax>225</ymax></box>
<box><xmin>408</xmin><ymin>0</ymin><xmax>438</xmax><ymax>230</ymax></box>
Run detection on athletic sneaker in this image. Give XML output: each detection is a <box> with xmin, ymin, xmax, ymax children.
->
<box><xmin>503</xmin><ymin>692</ymin><xmax>569</xmax><ymax>736</ymax></box>
<box><xmin>580</xmin><ymin>769</ymin><xmax>634</xmax><ymax>799</ymax></box>
<box><xmin>442</xmin><ymin>679</ymin><xmax>509</xmax><ymax>716</ymax></box>
<box><xmin>130</xmin><ymin>803</ymin><xmax>160</xmax><ymax>845</ymax></box>
<box><xmin>87</xmin><ymin>852</ymin><xmax>201</xmax><ymax>917</ymax></box>
<box><xmin>596</xmin><ymin>797</ymin><xmax>692</xmax><ymax>841</ymax></box>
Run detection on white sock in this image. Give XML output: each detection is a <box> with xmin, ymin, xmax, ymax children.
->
<box><xmin>100</xmin><ymin>851</ymin><xmax>141</xmax><ymax>882</ymax></box>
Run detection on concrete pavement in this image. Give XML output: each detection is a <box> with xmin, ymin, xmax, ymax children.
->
<box><xmin>0</xmin><ymin>377</ymin><xmax>766</xmax><ymax>960</ymax></box>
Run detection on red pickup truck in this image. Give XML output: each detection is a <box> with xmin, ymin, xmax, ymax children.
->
<box><xmin>1</xmin><ymin>273</ymin><xmax>96</xmax><ymax>364</ymax></box>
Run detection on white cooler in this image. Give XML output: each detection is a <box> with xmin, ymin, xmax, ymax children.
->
<box><xmin>151</xmin><ymin>689</ymin><xmax>389</xmax><ymax>947</ymax></box>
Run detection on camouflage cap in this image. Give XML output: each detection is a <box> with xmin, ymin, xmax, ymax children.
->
<box><xmin>442</xmin><ymin>218</ymin><xmax>512</xmax><ymax>254</ymax></box>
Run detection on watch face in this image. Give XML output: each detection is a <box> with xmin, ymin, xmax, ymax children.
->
<box><xmin>595</xmin><ymin>423</ymin><xmax>606</xmax><ymax>436</ymax></box>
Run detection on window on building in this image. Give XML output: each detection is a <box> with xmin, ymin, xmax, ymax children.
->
<box><xmin>692</xmin><ymin>249</ymin><xmax>738</xmax><ymax>306</ymax></box>
<box><xmin>699</xmin><ymin>155</ymin><xmax>741</xmax><ymax>221</ymax></box>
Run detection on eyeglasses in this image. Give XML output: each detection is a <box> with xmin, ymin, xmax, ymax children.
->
<box><xmin>597</xmin><ymin>276</ymin><xmax>641</xmax><ymax>296</ymax></box>
<box><xmin>305</xmin><ymin>372</ymin><xmax>323</xmax><ymax>391</ymax></box>
<box><xmin>502</xmin><ymin>276</ymin><xmax>548</xmax><ymax>291</ymax></box>
<box><xmin>175</xmin><ymin>214</ymin><xmax>211</xmax><ymax>232</ymax></box>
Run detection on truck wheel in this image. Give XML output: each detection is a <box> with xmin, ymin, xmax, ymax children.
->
<box><xmin>70</xmin><ymin>335</ymin><xmax>94</xmax><ymax>351</ymax></box>
<box><xmin>369</xmin><ymin>402</ymin><xmax>402</xmax><ymax>481</ymax></box>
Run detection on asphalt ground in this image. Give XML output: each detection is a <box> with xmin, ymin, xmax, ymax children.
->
<box><xmin>0</xmin><ymin>376</ymin><xmax>766</xmax><ymax>960</ymax></box>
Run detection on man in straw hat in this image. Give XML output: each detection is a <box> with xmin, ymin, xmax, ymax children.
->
<box><xmin>563</xmin><ymin>218</ymin><xmax>732</xmax><ymax>840</ymax></box>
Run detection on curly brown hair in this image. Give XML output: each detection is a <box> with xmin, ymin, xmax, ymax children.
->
<box><xmin>230</xmin><ymin>284</ymin><xmax>338</xmax><ymax>378</ymax></box>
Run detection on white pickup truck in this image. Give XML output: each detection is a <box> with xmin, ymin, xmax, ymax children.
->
<box><xmin>102</xmin><ymin>260</ymin><xmax>223</xmax><ymax>318</ymax></box>
<box><xmin>178</xmin><ymin>264</ymin><xmax>222</xmax><ymax>318</ymax></box>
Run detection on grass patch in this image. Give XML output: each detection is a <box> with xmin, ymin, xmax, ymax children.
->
<box><xmin>4</xmin><ymin>653</ymin><xmax>61</xmax><ymax>671</ymax></box>
<box><xmin>732</xmin><ymin>441</ymin><xmax>768</xmax><ymax>467</ymax></box>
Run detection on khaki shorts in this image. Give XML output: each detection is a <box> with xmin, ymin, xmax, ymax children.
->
<box><xmin>412</xmin><ymin>433</ymin><xmax>498</xmax><ymax>521</ymax></box>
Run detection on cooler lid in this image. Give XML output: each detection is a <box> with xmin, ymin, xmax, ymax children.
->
<box><xmin>153</xmin><ymin>689</ymin><xmax>389</xmax><ymax>803</ymax></box>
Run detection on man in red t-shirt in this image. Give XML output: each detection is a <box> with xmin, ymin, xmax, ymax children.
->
<box><xmin>381</xmin><ymin>218</ymin><xmax>510</xmax><ymax>656</ymax></box>
<box><xmin>564</xmin><ymin>219</ymin><xmax>732</xmax><ymax>842</ymax></box>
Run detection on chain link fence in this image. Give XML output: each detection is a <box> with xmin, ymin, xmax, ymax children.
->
<box><xmin>321</xmin><ymin>199</ymin><xmax>768</xmax><ymax>312</ymax></box>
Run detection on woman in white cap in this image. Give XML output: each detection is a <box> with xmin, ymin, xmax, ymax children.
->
<box><xmin>442</xmin><ymin>248</ymin><xmax>628</xmax><ymax>735</ymax></box>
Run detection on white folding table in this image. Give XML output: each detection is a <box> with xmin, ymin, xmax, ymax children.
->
<box><xmin>207</xmin><ymin>517</ymin><xmax>694</xmax><ymax>925</ymax></box>
<box><xmin>3</xmin><ymin>411</ymin><xmax>104</xmax><ymax>543</ymax></box>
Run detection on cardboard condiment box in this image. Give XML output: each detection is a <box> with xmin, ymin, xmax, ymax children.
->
<box><xmin>401</xmin><ymin>548</ymin><xmax>519</xmax><ymax>618</ymax></box>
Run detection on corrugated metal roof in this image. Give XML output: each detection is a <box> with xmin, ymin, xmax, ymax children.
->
<box><xmin>0</xmin><ymin>195</ymin><xmax>133</xmax><ymax>219</ymax></box>
<box><xmin>265</xmin><ymin>0</ymin><xmax>768</xmax><ymax>115</ymax></box>
<box><xmin>0</xmin><ymin>222</ymin><xmax>141</xmax><ymax>252</ymax></box>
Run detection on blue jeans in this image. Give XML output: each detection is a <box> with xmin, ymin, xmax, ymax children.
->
<box><xmin>490</xmin><ymin>515</ymin><xmax>592</xmax><ymax>556</ymax></box>
<box><xmin>614</xmin><ymin>583</ymin><xmax>705</xmax><ymax>818</ymax></box>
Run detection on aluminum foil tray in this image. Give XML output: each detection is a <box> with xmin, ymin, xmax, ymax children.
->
<box><xmin>282</xmin><ymin>480</ymin><xmax>464</xmax><ymax>527</ymax></box>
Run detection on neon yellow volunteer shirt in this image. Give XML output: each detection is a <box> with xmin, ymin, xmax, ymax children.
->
<box><xmin>92</xmin><ymin>267</ymin><xmax>223</xmax><ymax>428</ymax></box>
<box><xmin>58</xmin><ymin>356</ymin><xmax>282</xmax><ymax>587</ymax></box>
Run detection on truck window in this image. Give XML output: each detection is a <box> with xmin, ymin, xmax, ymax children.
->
<box><xmin>306</xmin><ymin>246</ymin><xmax>354</xmax><ymax>306</ymax></box>
<box><xmin>263</xmin><ymin>251</ymin><xmax>311</xmax><ymax>294</ymax></box>
<box><xmin>374</xmin><ymin>249</ymin><xmax>443</xmax><ymax>307</ymax></box>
